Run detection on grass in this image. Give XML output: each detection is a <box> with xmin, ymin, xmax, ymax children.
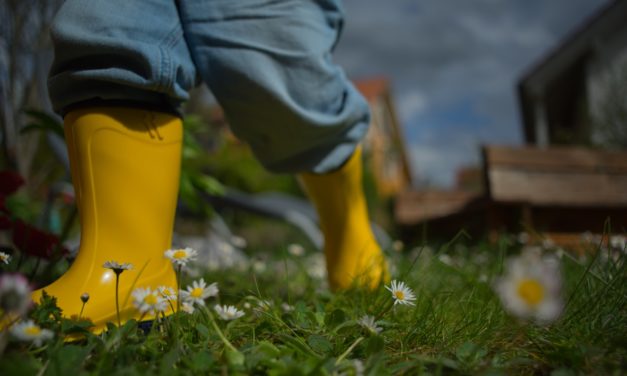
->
<box><xmin>1</xmin><ymin>235</ymin><xmax>625</xmax><ymax>375</ymax></box>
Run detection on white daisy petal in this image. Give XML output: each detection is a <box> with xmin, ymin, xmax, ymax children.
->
<box><xmin>385</xmin><ymin>280</ymin><xmax>416</xmax><ymax>306</ymax></box>
<box><xmin>0</xmin><ymin>251</ymin><xmax>11</xmax><ymax>264</ymax></box>
<box><xmin>0</xmin><ymin>273</ymin><xmax>32</xmax><ymax>316</ymax></box>
<box><xmin>157</xmin><ymin>286</ymin><xmax>177</xmax><ymax>302</ymax></box>
<box><xmin>181</xmin><ymin>279</ymin><xmax>219</xmax><ymax>306</ymax></box>
<box><xmin>287</xmin><ymin>243</ymin><xmax>305</xmax><ymax>257</ymax></box>
<box><xmin>164</xmin><ymin>247</ymin><xmax>198</xmax><ymax>267</ymax></box>
<box><xmin>494</xmin><ymin>250</ymin><xmax>564</xmax><ymax>324</ymax></box>
<box><xmin>10</xmin><ymin>320</ymin><xmax>54</xmax><ymax>346</ymax></box>
<box><xmin>102</xmin><ymin>260</ymin><xmax>133</xmax><ymax>274</ymax></box>
<box><xmin>358</xmin><ymin>314</ymin><xmax>382</xmax><ymax>334</ymax></box>
<box><xmin>131</xmin><ymin>287</ymin><xmax>168</xmax><ymax>315</ymax></box>
<box><xmin>214</xmin><ymin>304</ymin><xmax>245</xmax><ymax>321</ymax></box>
<box><xmin>181</xmin><ymin>302</ymin><xmax>195</xmax><ymax>314</ymax></box>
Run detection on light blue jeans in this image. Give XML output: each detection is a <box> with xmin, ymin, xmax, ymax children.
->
<box><xmin>48</xmin><ymin>0</ymin><xmax>370</xmax><ymax>173</ymax></box>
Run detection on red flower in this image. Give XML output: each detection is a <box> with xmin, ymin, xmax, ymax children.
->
<box><xmin>11</xmin><ymin>220</ymin><xmax>68</xmax><ymax>259</ymax></box>
<box><xmin>0</xmin><ymin>170</ymin><xmax>25</xmax><ymax>217</ymax></box>
<box><xmin>0</xmin><ymin>214</ymin><xmax>11</xmax><ymax>230</ymax></box>
<box><xmin>0</xmin><ymin>170</ymin><xmax>25</xmax><ymax>196</ymax></box>
<box><xmin>0</xmin><ymin>196</ymin><xmax>11</xmax><ymax>229</ymax></box>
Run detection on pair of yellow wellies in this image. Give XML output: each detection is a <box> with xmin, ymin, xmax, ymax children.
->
<box><xmin>31</xmin><ymin>107</ymin><xmax>388</xmax><ymax>332</ymax></box>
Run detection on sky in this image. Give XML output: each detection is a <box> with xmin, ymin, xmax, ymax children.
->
<box><xmin>333</xmin><ymin>0</ymin><xmax>612</xmax><ymax>188</ymax></box>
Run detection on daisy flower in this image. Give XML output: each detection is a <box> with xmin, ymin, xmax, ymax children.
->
<box><xmin>214</xmin><ymin>304</ymin><xmax>245</xmax><ymax>321</ymax></box>
<box><xmin>157</xmin><ymin>286</ymin><xmax>177</xmax><ymax>302</ymax></box>
<box><xmin>281</xmin><ymin>303</ymin><xmax>294</xmax><ymax>313</ymax></box>
<box><xmin>305</xmin><ymin>253</ymin><xmax>327</xmax><ymax>280</ymax></box>
<box><xmin>181</xmin><ymin>278</ymin><xmax>218</xmax><ymax>306</ymax></box>
<box><xmin>102</xmin><ymin>260</ymin><xmax>133</xmax><ymax>275</ymax></box>
<box><xmin>438</xmin><ymin>254</ymin><xmax>454</xmax><ymax>266</ymax></box>
<box><xmin>358</xmin><ymin>314</ymin><xmax>382</xmax><ymax>334</ymax></box>
<box><xmin>164</xmin><ymin>247</ymin><xmax>198</xmax><ymax>267</ymax></box>
<box><xmin>494</xmin><ymin>251</ymin><xmax>563</xmax><ymax>324</ymax></box>
<box><xmin>287</xmin><ymin>243</ymin><xmax>305</xmax><ymax>257</ymax></box>
<box><xmin>392</xmin><ymin>240</ymin><xmax>404</xmax><ymax>253</ymax></box>
<box><xmin>131</xmin><ymin>287</ymin><xmax>168</xmax><ymax>315</ymax></box>
<box><xmin>385</xmin><ymin>280</ymin><xmax>416</xmax><ymax>306</ymax></box>
<box><xmin>230</xmin><ymin>236</ymin><xmax>247</xmax><ymax>248</ymax></box>
<box><xmin>610</xmin><ymin>235</ymin><xmax>626</xmax><ymax>252</ymax></box>
<box><xmin>252</xmin><ymin>259</ymin><xmax>267</xmax><ymax>273</ymax></box>
<box><xmin>0</xmin><ymin>273</ymin><xmax>32</xmax><ymax>316</ymax></box>
<box><xmin>80</xmin><ymin>293</ymin><xmax>90</xmax><ymax>303</ymax></box>
<box><xmin>352</xmin><ymin>360</ymin><xmax>365</xmax><ymax>376</ymax></box>
<box><xmin>10</xmin><ymin>320</ymin><xmax>54</xmax><ymax>346</ymax></box>
<box><xmin>517</xmin><ymin>232</ymin><xmax>530</xmax><ymax>245</ymax></box>
<box><xmin>181</xmin><ymin>302</ymin><xmax>195</xmax><ymax>314</ymax></box>
<box><xmin>0</xmin><ymin>251</ymin><xmax>11</xmax><ymax>264</ymax></box>
<box><xmin>78</xmin><ymin>292</ymin><xmax>90</xmax><ymax>319</ymax></box>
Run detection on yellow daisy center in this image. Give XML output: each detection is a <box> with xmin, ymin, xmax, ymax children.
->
<box><xmin>517</xmin><ymin>279</ymin><xmax>545</xmax><ymax>306</ymax></box>
<box><xmin>143</xmin><ymin>294</ymin><xmax>158</xmax><ymax>305</ymax></box>
<box><xmin>25</xmin><ymin>326</ymin><xmax>41</xmax><ymax>336</ymax></box>
<box><xmin>394</xmin><ymin>290</ymin><xmax>405</xmax><ymax>300</ymax></box>
<box><xmin>173</xmin><ymin>250</ymin><xmax>187</xmax><ymax>259</ymax></box>
<box><xmin>190</xmin><ymin>287</ymin><xmax>203</xmax><ymax>298</ymax></box>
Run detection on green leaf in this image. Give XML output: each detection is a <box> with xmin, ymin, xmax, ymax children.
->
<box><xmin>159</xmin><ymin>347</ymin><xmax>180</xmax><ymax>374</ymax></box>
<box><xmin>307</xmin><ymin>334</ymin><xmax>333</xmax><ymax>354</ymax></box>
<box><xmin>60</xmin><ymin>318</ymin><xmax>94</xmax><ymax>335</ymax></box>
<box><xmin>45</xmin><ymin>344</ymin><xmax>92</xmax><ymax>376</ymax></box>
<box><xmin>325</xmin><ymin>308</ymin><xmax>347</xmax><ymax>329</ymax></box>
<box><xmin>455</xmin><ymin>341</ymin><xmax>487</xmax><ymax>365</ymax></box>
<box><xmin>187</xmin><ymin>351</ymin><xmax>214</xmax><ymax>373</ymax></box>
<box><xmin>0</xmin><ymin>353</ymin><xmax>42</xmax><ymax>376</ymax></box>
<box><xmin>21</xmin><ymin>109</ymin><xmax>64</xmax><ymax>139</ymax></box>
<box><xmin>192</xmin><ymin>174</ymin><xmax>225</xmax><ymax>196</ymax></box>
<box><xmin>31</xmin><ymin>290</ymin><xmax>63</xmax><ymax>328</ymax></box>
<box><xmin>313</xmin><ymin>312</ymin><xmax>326</xmax><ymax>328</ymax></box>
<box><xmin>181</xmin><ymin>135</ymin><xmax>202</xmax><ymax>160</ymax></box>
<box><xmin>119</xmin><ymin>319</ymin><xmax>138</xmax><ymax>337</ymax></box>
<box><xmin>196</xmin><ymin>323</ymin><xmax>210</xmax><ymax>339</ymax></box>
<box><xmin>225</xmin><ymin>348</ymin><xmax>245</xmax><ymax>367</ymax></box>
<box><xmin>277</xmin><ymin>333</ymin><xmax>322</xmax><ymax>359</ymax></box>
<box><xmin>256</xmin><ymin>341</ymin><xmax>281</xmax><ymax>358</ymax></box>
<box><xmin>551</xmin><ymin>368</ymin><xmax>577</xmax><ymax>376</ymax></box>
<box><xmin>363</xmin><ymin>335</ymin><xmax>384</xmax><ymax>357</ymax></box>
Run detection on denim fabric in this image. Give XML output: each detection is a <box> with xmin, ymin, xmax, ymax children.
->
<box><xmin>48</xmin><ymin>0</ymin><xmax>370</xmax><ymax>174</ymax></box>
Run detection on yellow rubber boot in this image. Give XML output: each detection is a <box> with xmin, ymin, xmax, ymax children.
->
<box><xmin>31</xmin><ymin>107</ymin><xmax>182</xmax><ymax>332</ymax></box>
<box><xmin>299</xmin><ymin>147</ymin><xmax>389</xmax><ymax>290</ymax></box>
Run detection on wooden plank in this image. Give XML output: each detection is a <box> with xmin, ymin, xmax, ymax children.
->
<box><xmin>484</xmin><ymin>146</ymin><xmax>627</xmax><ymax>174</ymax></box>
<box><xmin>488</xmin><ymin>168</ymin><xmax>627</xmax><ymax>206</ymax></box>
<box><xmin>484</xmin><ymin>145</ymin><xmax>627</xmax><ymax>206</ymax></box>
<box><xmin>395</xmin><ymin>190</ymin><xmax>482</xmax><ymax>224</ymax></box>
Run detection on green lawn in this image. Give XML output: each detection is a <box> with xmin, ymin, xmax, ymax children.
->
<box><xmin>1</xmin><ymin>236</ymin><xmax>625</xmax><ymax>375</ymax></box>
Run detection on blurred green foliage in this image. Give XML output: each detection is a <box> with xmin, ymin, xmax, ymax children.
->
<box><xmin>178</xmin><ymin>115</ymin><xmax>225</xmax><ymax>217</ymax></box>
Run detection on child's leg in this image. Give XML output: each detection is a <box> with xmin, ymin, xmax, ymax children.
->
<box><xmin>178</xmin><ymin>0</ymin><xmax>389</xmax><ymax>289</ymax></box>
<box><xmin>48</xmin><ymin>0</ymin><xmax>197</xmax><ymax>116</ymax></box>
<box><xmin>31</xmin><ymin>108</ymin><xmax>183</xmax><ymax>332</ymax></box>
<box><xmin>39</xmin><ymin>0</ymin><xmax>195</xmax><ymax>330</ymax></box>
<box><xmin>299</xmin><ymin>147</ymin><xmax>389</xmax><ymax>290</ymax></box>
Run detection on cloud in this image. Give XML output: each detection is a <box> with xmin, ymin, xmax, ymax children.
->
<box><xmin>408</xmin><ymin>135</ymin><xmax>482</xmax><ymax>188</ymax></box>
<box><xmin>397</xmin><ymin>90</ymin><xmax>427</xmax><ymax>124</ymax></box>
<box><xmin>335</xmin><ymin>0</ymin><xmax>611</xmax><ymax>187</ymax></box>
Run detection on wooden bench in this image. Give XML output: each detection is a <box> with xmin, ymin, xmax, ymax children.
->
<box><xmin>482</xmin><ymin>145</ymin><xmax>627</xmax><ymax>245</ymax></box>
<box><xmin>395</xmin><ymin>145</ymin><xmax>627</xmax><ymax>247</ymax></box>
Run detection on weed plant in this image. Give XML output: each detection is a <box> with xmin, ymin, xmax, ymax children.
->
<box><xmin>0</xmin><ymin>237</ymin><xmax>625</xmax><ymax>375</ymax></box>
